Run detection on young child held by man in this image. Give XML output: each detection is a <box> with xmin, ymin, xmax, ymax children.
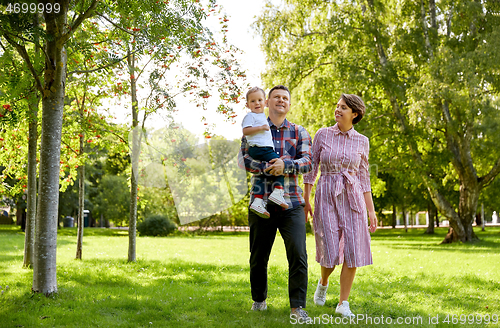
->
<box><xmin>241</xmin><ymin>87</ymin><xmax>288</xmax><ymax>218</ymax></box>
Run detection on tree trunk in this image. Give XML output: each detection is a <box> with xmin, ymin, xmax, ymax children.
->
<box><xmin>391</xmin><ymin>204</ymin><xmax>396</xmax><ymax>229</ymax></box>
<box><xmin>33</xmin><ymin>74</ymin><xmax>65</xmax><ymax>295</ymax></box>
<box><xmin>442</xmin><ymin>227</ymin><xmax>459</xmax><ymax>244</ymax></box>
<box><xmin>128</xmin><ymin>51</ymin><xmax>139</xmax><ymax>262</ymax></box>
<box><xmin>425</xmin><ymin>200</ymin><xmax>436</xmax><ymax>234</ymax></box>
<box><xmin>75</xmin><ymin>133</ymin><xmax>85</xmax><ymax>259</ymax></box>
<box><xmin>403</xmin><ymin>201</ymin><xmax>407</xmax><ymax>233</ymax></box>
<box><xmin>33</xmin><ymin>7</ymin><xmax>69</xmax><ymax>295</ymax></box>
<box><xmin>16</xmin><ymin>199</ymin><xmax>22</xmax><ymax>226</ymax></box>
<box><xmin>23</xmin><ymin>93</ymin><xmax>39</xmax><ymax>268</ymax></box>
<box><xmin>456</xmin><ymin>182</ymin><xmax>479</xmax><ymax>241</ymax></box>
<box><xmin>429</xmin><ymin>0</ymin><xmax>437</xmax><ymax>30</ymax></box>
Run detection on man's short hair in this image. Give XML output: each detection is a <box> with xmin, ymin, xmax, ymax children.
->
<box><xmin>268</xmin><ymin>85</ymin><xmax>290</xmax><ymax>99</ymax></box>
<box><xmin>246</xmin><ymin>86</ymin><xmax>266</xmax><ymax>101</ymax></box>
<box><xmin>341</xmin><ymin>93</ymin><xmax>366</xmax><ymax>125</ymax></box>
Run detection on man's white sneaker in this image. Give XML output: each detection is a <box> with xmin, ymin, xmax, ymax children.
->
<box><xmin>335</xmin><ymin>300</ymin><xmax>355</xmax><ymax>318</ymax></box>
<box><xmin>268</xmin><ymin>188</ymin><xmax>289</xmax><ymax>209</ymax></box>
<box><xmin>251</xmin><ymin>300</ymin><xmax>267</xmax><ymax>311</ymax></box>
<box><xmin>313</xmin><ymin>279</ymin><xmax>328</xmax><ymax>306</ymax></box>
<box><xmin>250</xmin><ymin>198</ymin><xmax>270</xmax><ymax>218</ymax></box>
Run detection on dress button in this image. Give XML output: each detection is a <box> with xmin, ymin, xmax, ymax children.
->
<box><xmin>277</xmin><ymin>130</ymin><xmax>280</xmax><ymax>132</ymax></box>
<box><xmin>277</xmin><ymin>141</ymin><xmax>280</xmax><ymax>143</ymax></box>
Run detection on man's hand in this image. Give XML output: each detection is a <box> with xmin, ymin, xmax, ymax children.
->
<box><xmin>265</xmin><ymin>158</ymin><xmax>284</xmax><ymax>176</ymax></box>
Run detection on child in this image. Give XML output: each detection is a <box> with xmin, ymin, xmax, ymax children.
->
<box><xmin>242</xmin><ymin>87</ymin><xmax>288</xmax><ymax>218</ymax></box>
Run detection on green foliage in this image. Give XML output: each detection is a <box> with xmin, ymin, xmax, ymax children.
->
<box><xmin>254</xmin><ymin>0</ymin><xmax>500</xmax><ymax>228</ymax></box>
<box><xmin>94</xmin><ymin>175</ymin><xmax>130</xmax><ymax>226</ymax></box>
<box><xmin>137</xmin><ymin>214</ymin><xmax>177</xmax><ymax>237</ymax></box>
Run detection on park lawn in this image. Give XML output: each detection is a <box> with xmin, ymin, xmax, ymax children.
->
<box><xmin>0</xmin><ymin>226</ymin><xmax>499</xmax><ymax>328</ymax></box>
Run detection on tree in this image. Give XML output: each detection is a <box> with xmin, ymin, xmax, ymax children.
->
<box><xmin>255</xmin><ymin>0</ymin><xmax>500</xmax><ymax>243</ymax></box>
<box><xmin>1</xmin><ymin>0</ymin><xmax>100</xmax><ymax>295</ymax></box>
<box><xmin>95</xmin><ymin>0</ymin><xmax>246</xmax><ymax>261</ymax></box>
<box><xmin>0</xmin><ymin>12</ymin><xmax>42</xmax><ymax>268</ymax></box>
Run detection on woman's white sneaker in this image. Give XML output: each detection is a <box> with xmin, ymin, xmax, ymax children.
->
<box><xmin>335</xmin><ymin>301</ymin><xmax>355</xmax><ymax>318</ymax></box>
<box><xmin>313</xmin><ymin>279</ymin><xmax>328</xmax><ymax>306</ymax></box>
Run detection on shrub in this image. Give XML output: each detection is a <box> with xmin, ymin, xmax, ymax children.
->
<box><xmin>137</xmin><ymin>215</ymin><xmax>177</xmax><ymax>236</ymax></box>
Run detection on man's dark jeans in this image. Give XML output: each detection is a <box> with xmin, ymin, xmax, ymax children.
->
<box><xmin>248</xmin><ymin>204</ymin><xmax>308</xmax><ymax>308</ymax></box>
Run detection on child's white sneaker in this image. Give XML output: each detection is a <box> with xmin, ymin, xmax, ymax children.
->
<box><xmin>250</xmin><ymin>198</ymin><xmax>270</xmax><ymax>218</ymax></box>
<box><xmin>268</xmin><ymin>188</ymin><xmax>288</xmax><ymax>209</ymax></box>
<box><xmin>335</xmin><ymin>301</ymin><xmax>355</xmax><ymax>318</ymax></box>
<box><xmin>313</xmin><ymin>278</ymin><xmax>328</xmax><ymax>306</ymax></box>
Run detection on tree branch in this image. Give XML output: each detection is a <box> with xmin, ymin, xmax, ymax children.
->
<box><xmin>62</xmin><ymin>0</ymin><xmax>99</xmax><ymax>44</ymax></box>
<box><xmin>295</xmin><ymin>61</ymin><xmax>333</xmax><ymax>86</ymax></box>
<box><xmin>67</xmin><ymin>51</ymin><xmax>134</xmax><ymax>75</ymax></box>
<box><xmin>288</xmin><ymin>31</ymin><xmax>328</xmax><ymax>38</ymax></box>
<box><xmin>96</xmin><ymin>13</ymin><xmax>139</xmax><ymax>37</ymax></box>
<box><xmin>2</xmin><ymin>35</ymin><xmax>44</xmax><ymax>94</ymax></box>
<box><xmin>479</xmin><ymin>156</ymin><xmax>500</xmax><ymax>189</ymax></box>
<box><xmin>441</xmin><ymin>100</ymin><xmax>467</xmax><ymax>179</ymax></box>
<box><xmin>0</xmin><ymin>40</ymin><xmax>19</xmax><ymax>70</ymax></box>
<box><xmin>421</xmin><ymin>0</ymin><xmax>434</xmax><ymax>59</ymax></box>
<box><xmin>0</xmin><ymin>28</ymin><xmax>36</xmax><ymax>45</ymax></box>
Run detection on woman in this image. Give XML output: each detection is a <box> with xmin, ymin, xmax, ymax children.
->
<box><xmin>303</xmin><ymin>94</ymin><xmax>377</xmax><ymax>318</ymax></box>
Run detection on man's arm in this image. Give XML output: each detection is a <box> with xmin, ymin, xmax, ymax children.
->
<box><xmin>238</xmin><ymin>136</ymin><xmax>266</xmax><ymax>174</ymax></box>
<box><xmin>282</xmin><ymin>125</ymin><xmax>313</xmax><ymax>175</ymax></box>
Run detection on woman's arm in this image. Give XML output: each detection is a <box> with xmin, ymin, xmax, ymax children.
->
<box><xmin>358</xmin><ymin>137</ymin><xmax>377</xmax><ymax>232</ymax></box>
<box><xmin>304</xmin><ymin>183</ymin><xmax>313</xmax><ymax>222</ymax></box>
<box><xmin>363</xmin><ymin>191</ymin><xmax>377</xmax><ymax>233</ymax></box>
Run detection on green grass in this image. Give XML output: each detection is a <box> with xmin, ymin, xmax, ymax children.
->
<box><xmin>1</xmin><ymin>226</ymin><xmax>500</xmax><ymax>327</ymax></box>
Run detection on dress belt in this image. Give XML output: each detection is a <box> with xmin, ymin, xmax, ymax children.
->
<box><xmin>321</xmin><ymin>171</ymin><xmax>364</xmax><ymax>213</ymax></box>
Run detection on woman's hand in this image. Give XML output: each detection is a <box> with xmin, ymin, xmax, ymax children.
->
<box><xmin>369</xmin><ymin>211</ymin><xmax>378</xmax><ymax>233</ymax></box>
<box><xmin>303</xmin><ymin>183</ymin><xmax>313</xmax><ymax>223</ymax></box>
<box><xmin>304</xmin><ymin>201</ymin><xmax>313</xmax><ymax>223</ymax></box>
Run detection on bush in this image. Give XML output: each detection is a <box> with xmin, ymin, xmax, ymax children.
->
<box><xmin>137</xmin><ymin>215</ymin><xmax>177</xmax><ymax>236</ymax></box>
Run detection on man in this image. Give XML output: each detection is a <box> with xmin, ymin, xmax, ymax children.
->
<box><xmin>238</xmin><ymin>85</ymin><xmax>312</xmax><ymax>320</ymax></box>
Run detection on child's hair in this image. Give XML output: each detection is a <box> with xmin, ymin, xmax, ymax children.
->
<box><xmin>246</xmin><ymin>86</ymin><xmax>266</xmax><ymax>101</ymax></box>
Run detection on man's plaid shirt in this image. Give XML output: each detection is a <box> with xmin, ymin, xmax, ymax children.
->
<box><xmin>238</xmin><ymin>118</ymin><xmax>313</xmax><ymax>209</ymax></box>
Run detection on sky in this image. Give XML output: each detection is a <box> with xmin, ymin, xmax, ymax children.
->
<box><xmin>108</xmin><ymin>0</ymin><xmax>268</xmax><ymax>142</ymax></box>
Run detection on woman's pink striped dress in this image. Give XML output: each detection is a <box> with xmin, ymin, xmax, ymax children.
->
<box><xmin>304</xmin><ymin>124</ymin><xmax>373</xmax><ymax>268</ymax></box>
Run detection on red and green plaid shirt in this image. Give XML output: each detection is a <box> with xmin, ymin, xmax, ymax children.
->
<box><xmin>238</xmin><ymin>118</ymin><xmax>313</xmax><ymax>209</ymax></box>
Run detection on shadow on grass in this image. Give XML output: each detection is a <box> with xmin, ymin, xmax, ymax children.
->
<box><xmin>56</xmin><ymin>227</ymin><xmax>129</xmax><ymax>237</ymax></box>
<box><xmin>352</xmin><ymin>266</ymin><xmax>500</xmax><ymax>325</ymax></box>
<box><xmin>378</xmin><ymin>240</ymin><xmax>500</xmax><ymax>253</ymax></box>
